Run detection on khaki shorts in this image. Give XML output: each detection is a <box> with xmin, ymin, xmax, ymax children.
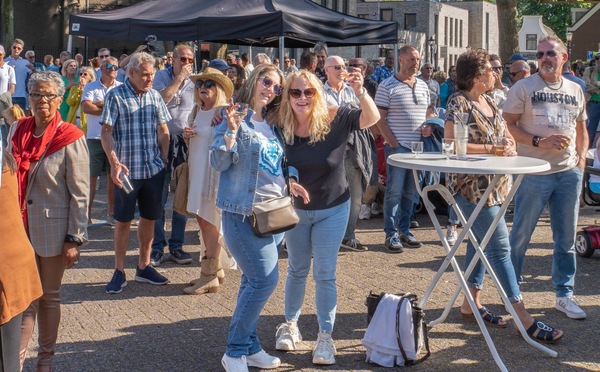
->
<box><xmin>87</xmin><ymin>139</ymin><xmax>110</xmax><ymax>177</ymax></box>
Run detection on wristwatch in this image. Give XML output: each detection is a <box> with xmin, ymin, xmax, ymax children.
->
<box><xmin>532</xmin><ymin>135</ymin><xmax>542</xmax><ymax>147</ymax></box>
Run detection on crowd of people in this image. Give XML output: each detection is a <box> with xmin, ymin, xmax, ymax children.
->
<box><xmin>0</xmin><ymin>34</ymin><xmax>597</xmax><ymax>372</ymax></box>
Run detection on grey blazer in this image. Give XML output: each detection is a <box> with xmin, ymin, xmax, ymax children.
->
<box><xmin>9</xmin><ymin>124</ymin><xmax>90</xmax><ymax>257</ymax></box>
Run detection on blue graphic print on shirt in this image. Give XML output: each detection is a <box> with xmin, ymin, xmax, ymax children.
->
<box><xmin>259</xmin><ymin>136</ymin><xmax>283</xmax><ymax>176</ymax></box>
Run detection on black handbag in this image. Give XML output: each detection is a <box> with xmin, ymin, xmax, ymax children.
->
<box><xmin>365</xmin><ymin>291</ymin><xmax>431</xmax><ymax>366</ymax></box>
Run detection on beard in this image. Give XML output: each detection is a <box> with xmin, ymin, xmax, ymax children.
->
<box><xmin>539</xmin><ymin>63</ymin><xmax>556</xmax><ymax>74</ymax></box>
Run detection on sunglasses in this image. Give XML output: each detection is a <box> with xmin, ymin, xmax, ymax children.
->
<box><xmin>180</xmin><ymin>57</ymin><xmax>194</xmax><ymax>64</ymax></box>
<box><xmin>29</xmin><ymin>93</ymin><xmax>58</xmax><ymax>101</ymax></box>
<box><xmin>492</xmin><ymin>67</ymin><xmax>503</xmax><ymax>72</ymax></box>
<box><xmin>195</xmin><ymin>79</ymin><xmax>215</xmax><ymax>89</ymax></box>
<box><xmin>79</xmin><ymin>72</ymin><xmax>89</xmax><ymax>77</ymax></box>
<box><xmin>259</xmin><ymin>77</ymin><xmax>282</xmax><ymax>96</ymax></box>
<box><xmin>348</xmin><ymin>64</ymin><xmax>364</xmax><ymax>68</ymax></box>
<box><xmin>27</xmin><ymin>55</ymin><xmax>35</xmax><ymax>59</ymax></box>
<box><xmin>327</xmin><ymin>64</ymin><xmax>346</xmax><ymax>71</ymax></box>
<box><xmin>509</xmin><ymin>71</ymin><xmax>523</xmax><ymax>77</ymax></box>
<box><xmin>104</xmin><ymin>63</ymin><xmax>119</xmax><ymax>71</ymax></box>
<box><xmin>12</xmin><ymin>46</ymin><xmax>21</xmax><ymax>50</ymax></box>
<box><xmin>99</xmin><ymin>55</ymin><xmax>110</xmax><ymax>59</ymax></box>
<box><xmin>535</xmin><ymin>50</ymin><xmax>558</xmax><ymax>59</ymax></box>
<box><xmin>288</xmin><ymin>88</ymin><xmax>317</xmax><ymax>99</ymax></box>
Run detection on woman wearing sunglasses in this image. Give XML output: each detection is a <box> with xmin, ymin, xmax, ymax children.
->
<box><xmin>65</xmin><ymin>66</ymin><xmax>96</xmax><ymax>134</ymax></box>
<box><xmin>274</xmin><ymin>69</ymin><xmax>379</xmax><ymax>365</ymax></box>
<box><xmin>182</xmin><ymin>68</ymin><xmax>233</xmax><ymax>295</ymax></box>
<box><xmin>211</xmin><ymin>64</ymin><xmax>309</xmax><ymax>372</ymax></box>
<box><xmin>58</xmin><ymin>59</ymin><xmax>79</xmax><ymax>120</ymax></box>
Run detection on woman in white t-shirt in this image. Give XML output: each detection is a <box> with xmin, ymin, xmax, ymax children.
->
<box><xmin>182</xmin><ymin>68</ymin><xmax>233</xmax><ymax>295</ymax></box>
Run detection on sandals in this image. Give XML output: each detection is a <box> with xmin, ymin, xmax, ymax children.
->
<box><xmin>461</xmin><ymin>306</ymin><xmax>507</xmax><ymax>328</ymax></box>
<box><xmin>526</xmin><ymin>319</ymin><xmax>563</xmax><ymax>344</ymax></box>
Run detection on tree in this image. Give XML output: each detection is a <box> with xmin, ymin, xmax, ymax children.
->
<box><xmin>496</xmin><ymin>0</ymin><xmax>519</xmax><ymax>64</ymax></box>
<box><xmin>0</xmin><ymin>0</ymin><xmax>14</xmax><ymax>46</ymax></box>
<box><xmin>518</xmin><ymin>0</ymin><xmax>591</xmax><ymax>42</ymax></box>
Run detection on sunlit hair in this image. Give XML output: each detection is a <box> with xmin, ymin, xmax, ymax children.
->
<box><xmin>194</xmin><ymin>82</ymin><xmax>228</xmax><ymax>109</ymax></box>
<box><xmin>28</xmin><ymin>71</ymin><xmax>65</xmax><ymax>97</ymax></box>
<box><xmin>6</xmin><ymin>104</ymin><xmax>25</xmax><ymax>122</ymax></box>
<box><xmin>456</xmin><ymin>49</ymin><xmax>489</xmax><ymax>91</ymax></box>
<box><xmin>154</xmin><ymin>56</ymin><xmax>164</xmax><ymax>70</ymax></box>
<box><xmin>78</xmin><ymin>66</ymin><xmax>96</xmax><ymax>82</ymax></box>
<box><xmin>235</xmin><ymin>64</ymin><xmax>284</xmax><ymax>123</ymax></box>
<box><xmin>278</xmin><ymin>70</ymin><xmax>330</xmax><ymax>145</ymax></box>
<box><xmin>173</xmin><ymin>44</ymin><xmax>192</xmax><ymax>59</ymax></box>
<box><xmin>127</xmin><ymin>52</ymin><xmax>155</xmax><ymax>74</ymax></box>
<box><xmin>539</xmin><ymin>35</ymin><xmax>567</xmax><ymax>54</ymax></box>
<box><xmin>61</xmin><ymin>59</ymin><xmax>78</xmax><ymax>76</ymax></box>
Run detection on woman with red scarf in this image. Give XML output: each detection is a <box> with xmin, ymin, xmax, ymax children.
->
<box><xmin>9</xmin><ymin>71</ymin><xmax>89</xmax><ymax>372</ymax></box>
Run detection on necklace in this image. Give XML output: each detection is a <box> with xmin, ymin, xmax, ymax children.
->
<box><xmin>540</xmin><ymin>75</ymin><xmax>563</xmax><ymax>91</ymax></box>
<box><xmin>33</xmin><ymin>128</ymin><xmax>46</xmax><ymax>138</ymax></box>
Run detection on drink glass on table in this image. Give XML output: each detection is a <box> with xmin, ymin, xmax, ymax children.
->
<box><xmin>442</xmin><ymin>139</ymin><xmax>455</xmax><ymax>159</ymax></box>
<box><xmin>411</xmin><ymin>141</ymin><xmax>424</xmax><ymax>157</ymax></box>
<box><xmin>454</xmin><ymin>113</ymin><xmax>469</xmax><ymax>160</ymax></box>
<box><xmin>492</xmin><ymin>135</ymin><xmax>506</xmax><ymax>156</ymax></box>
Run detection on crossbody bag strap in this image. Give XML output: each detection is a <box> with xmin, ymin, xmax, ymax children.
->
<box><xmin>273</xmin><ymin>126</ymin><xmax>293</xmax><ymax>201</ymax></box>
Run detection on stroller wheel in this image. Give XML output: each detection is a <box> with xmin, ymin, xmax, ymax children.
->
<box><xmin>575</xmin><ymin>231</ymin><xmax>595</xmax><ymax>258</ymax></box>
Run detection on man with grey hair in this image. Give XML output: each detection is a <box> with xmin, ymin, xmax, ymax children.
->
<box><xmin>252</xmin><ymin>53</ymin><xmax>271</xmax><ymax>68</ymax></box>
<box><xmin>101</xmin><ymin>52</ymin><xmax>172</xmax><ymax>294</ymax></box>
<box><xmin>150</xmin><ymin>44</ymin><xmax>195</xmax><ymax>266</ymax></box>
<box><xmin>505</xmin><ymin>35</ymin><xmax>588</xmax><ymax>320</ymax></box>
<box><xmin>509</xmin><ymin>60</ymin><xmax>531</xmax><ymax>85</ymax></box>
<box><xmin>25</xmin><ymin>50</ymin><xmax>44</xmax><ymax>72</ymax></box>
<box><xmin>313</xmin><ymin>41</ymin><xmax>328</xmax><ymax>83</ymax></box>
<box><xmin>95</xmin><ymin>48</ymin><xmax>111</xmax><ymax>78</ymax></box>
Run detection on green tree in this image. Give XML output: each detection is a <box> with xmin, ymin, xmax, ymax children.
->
<box><xmin>518</xmin><ymin>0</ymin><xmax>592</xmax><ymax>42</ymax></box>
<box><xmin>0</xmin><ymin>0</ymin><xmax>14</xmax><ymax>46</ymax></box>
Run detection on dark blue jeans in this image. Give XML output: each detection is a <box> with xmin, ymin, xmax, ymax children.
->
<box><xmin>152</xmin><ymin>169</ymin><xmax>188</xmax><ymax>253</ymax></box>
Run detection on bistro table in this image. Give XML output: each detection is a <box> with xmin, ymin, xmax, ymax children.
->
<box><xmin>388</xmin><ymin>153</ymin><xmax>554</xmax><ymax>372</ymax></box>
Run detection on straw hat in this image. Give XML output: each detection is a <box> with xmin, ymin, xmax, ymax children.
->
<box><xmin>189</xmin><ymin>67</ymin><xmax>233</xmax><ymax>100</ymax></box>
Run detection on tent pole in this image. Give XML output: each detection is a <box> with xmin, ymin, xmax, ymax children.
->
<box><xmin>279</xmin><ymin>37</ymin><xmax>285</xmax><ymax>72</ymax></box>
<box><xmin>394</xmin><ymin>43</ymin><xmax>399</xmax><ymax>73</ymax></box>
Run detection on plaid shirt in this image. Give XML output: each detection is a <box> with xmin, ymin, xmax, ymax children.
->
<box><xmin>100</xmin><ymin>79</ymin><xmax>171</xmax><ymax>180</ymax></box>
<box><xmin>371</xmin><ymin>65</ymin><xmax>394</xmax><ymax>84</ymax></box>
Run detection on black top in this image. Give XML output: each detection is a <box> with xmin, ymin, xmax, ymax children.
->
<box><xmin>285</xmin><ymin>106</ymin><xmax>361</xmax><ymax>210</ymax></box>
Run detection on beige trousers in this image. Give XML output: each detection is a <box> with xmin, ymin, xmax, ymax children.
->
<box><xmin>20</xmin><ymin>254</ymin><xmax>65</xmax><ymax>371</ymax></box>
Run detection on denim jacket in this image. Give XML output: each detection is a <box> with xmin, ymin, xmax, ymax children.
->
<box><xmin>209</xmin><ymin>109</ymin><xmax>298</xmax><ymax>216</ymax></box>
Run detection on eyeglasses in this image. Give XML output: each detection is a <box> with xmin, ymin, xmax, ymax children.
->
<box><xmin>535</xmin><ymin>50</ymin><xmax>558</xmax><ymax>59</ymax></box>
<box><xmin>259</xmin><ymin>77</ymin><xmax>282</xmax><ymax>96</ymax></box>
<box><xmin>326</xmin><ymin>64</ymin><xmax>346</xmax><ymax>71</ymax></box>
<box><xmin>27</xmin><ymin>55</ymin><xmax>35</xmax><ymax>59</ymax></box>
<box><xmin>195</xmin><ymin>79</ymin><xmax>215</xmax><ymax>89</ymax></box>
<box><xmin>104</xmin><ymin>63</ymin><xmax>119</xmax><ymax>71</ymax></box>
<box><xmin>289</xmin><ymin>88</ymin><xmax>317</xmax><ymax>99</ymax></box>
<box><xmin>348</xmin><ymin>64</ymin><xmax>364</xmax><ymax>68</ymax></box>
<box><xmin>180</xmin><ymin>57</ymin><xmax>194</xmax><ymax>64</ymax></box>
<box><xmin>423</xmin><ymin>67</ymin><xmax>434</xmax><ymax>70</ymax></box>
<box><xmin>29</xmin><ymin>93</ymin><xmax>58</xmax><ymax>101</ymax></box>
<box><xmin>492</xmin><ymin>67</ymin><xmax>503</xmax><ymax>72</ymax></box>
<box><xmin>509</xmin><ymin>71</ymin><xmax>523</xmax><ymax>77</ymax></box>
<box><xmin>12</xmin><ymin>46</ymin><xmax>21</xmax><ymax>50</ymax></box>
<box><xmin>79</xmin><ymin>72</ymin><xmax>89</xmax><ymax>77</ymax></box>
<box><xmin>99</xmin><ymin>55</ymin><xmax>110</xmax><ymax>59</ymax></box>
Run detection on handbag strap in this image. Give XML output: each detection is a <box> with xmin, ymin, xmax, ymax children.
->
<box><xmin>395</xmin><ymin>293</ymin><xmax>431</xmax><ymax>366</ymax></box>
<box><xmin>273</xmin><ymin>126</ymin><xmax>294</xmax><ymax>201</ymax></box>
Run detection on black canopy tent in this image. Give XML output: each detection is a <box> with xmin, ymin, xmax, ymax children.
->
<box><xmin>68</xmin><ymin>0</ymin><xmax>398</xmax><ymax>48</ymax></box>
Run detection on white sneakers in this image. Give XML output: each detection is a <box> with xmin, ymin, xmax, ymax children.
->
<box><xmin>446</xmin><ymin>225</ymin><xmax>458</xmax><ymax>245</ymax></box>
<box><xmin>556</xmin><ymin>296</ymin><xmax>587</xmax><ymax>319</ymax></box>
<box><xmin>312</xmin><ymin>331</ymin><xmax>336</xmax><ymax>365</ymax></box>
<box><xmin>370</xmin><ymin>202</ymin><xmax>382</xmax><ymax>216</ymax></box>
<box><xmin>246</xmin><ymin>350</ymin><xmax>281</xmax><ymax>369</ymax></box>
<box><xmin>359</xmin><ymin>203</ymin><xmax>371</xmax><ymax>220</ymax></box>
<box><xmin>221</xmin><ymin>351</ymin><xmax>280</xmax><ymax>372</ymax></box>
<box><xmin>275</xmin><ymin>321</ymin><xmax>302</xmax><ymax>351</ymax></box>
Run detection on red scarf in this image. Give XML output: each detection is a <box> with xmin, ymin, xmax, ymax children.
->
<box><xmin>11</xmin><ymin>113</ymin><xmax>84</xmax><ymax>231</ymax></box>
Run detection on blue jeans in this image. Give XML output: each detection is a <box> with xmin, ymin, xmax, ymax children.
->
<box><xmin>455</xmin><ymin>195</ymin><xmax>522</xmax><ymax>303</ymax></box>
<box><xmin>383</xmin><ymin>145</ymin><xmax>420</xmax><ymax>237</ymax></box>
<box><xmin>343</xmin><ymin>154</ymin><xmax>363</xmax><ymax>241</ymax></box>
<box><xmin>284</xmin><ymin>200</ymin><xmax>350</xmax><ymax>333</ymax></box>
<box><xmin>222</xmin><ymin>211</ymin><xmax>281</xmax><ymax>358</ymax></box>
<box><xmin>509</xmin><ymin>167</ymin><xmax>583</xmax><ymax>298</ymax></box>
<box><xmin>152</xmin><ymin>170</ymin><xmax>188</xmax><ymax>253</ymax></box>
<box><xmin>586</xmin><ymin>101</ymin><xmax>600</xmax><ymax>147</ymax></box>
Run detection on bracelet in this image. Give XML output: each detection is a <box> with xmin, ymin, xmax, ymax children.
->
<box><xmin>356</xmin><ymin>88</ymin><xmax>367</xmax><ymax>98</ymax></box>
<box><xmin>225</xmin><ymin>129</ymin><xmax>237</xmax><ymax>137</ymax></box>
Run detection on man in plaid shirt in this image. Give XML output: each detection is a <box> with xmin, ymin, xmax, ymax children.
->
<box><xmin>101</xmin><ymin>52</ymin><xmax>172</xmax><ymax>294</ymax></box>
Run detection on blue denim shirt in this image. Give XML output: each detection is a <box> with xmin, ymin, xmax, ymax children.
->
<box><xmin>210</xmin><ymin>110</ymin><xmax>298</xmax><ymax>216</ymax></box>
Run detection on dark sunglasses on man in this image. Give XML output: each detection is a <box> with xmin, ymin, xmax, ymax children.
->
<box><xmin>180</xmin><ymin>57</ymin><xmax>194</xmax><ymax>64</ymax></box>
<box><xmin>104</xmin><ymin>63</ymin><xmax>119</xmax><ymax>71</ymax></box>
<box><xmin>535</xmin><ymin>50</ymin><xmax>558</xmax><ymax>59</ymax></box>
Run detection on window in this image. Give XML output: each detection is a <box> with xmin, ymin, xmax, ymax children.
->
<box><xmin>459</xmin><ymin>20</ymin><xmax>463</xmax><ymax>48</ymax></box>
<box><xmin>331</xmin><ymin>0</ymin><xmax>338</xmax><ymax>11</ymax></box>
<box><xmin>381</xmin><ymin>9</ymin><xmax>393</xmax><ymax>22</ymax></box>
<box><xmin>404</xmin><ymin>13</ymin><xmax>416</xmax><ymax>31</ymax></box>
<box><xmin>454</xmin><ymin>18</ymin><xmax>458</xmax><ymax>47</ymax></box>
<box><xmin>449</xmin><ymin>17</ymin><xmax>453</xmax><ymax>47</ymax></box>
<box><xmin>526</xmin><ymin>34</ymin><xmax>538</xmax><ymax>50</ymax></box>
<box><xmin>342</xmin><ymin>0</ymin><xmax>349</xmax><ymax>13</ymax></box>
<box><xmin>485</xmin><ymin>13</ymin><xmax>489</xmax><ymax>50</ymax></box>
<box><xmin>444</xmin><ymin>17</ymin><xmax>448</xmax><ymax>45</ymax></box>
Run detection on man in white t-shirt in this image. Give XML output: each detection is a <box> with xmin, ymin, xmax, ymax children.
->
<box><xmin>504</xmin><ymin>35</ymin><xmax>588</xmax><ymax>320</ymax></box>
<box><xmin>0</xmin><ymin>45</ymin><xmax>16</xmax><ymax>95</ymax></box>
<box><xmin>150</xmin><ymin>44</ymin><xmax>196</xmax><ymax>267</ymax></box>
<box><xmin>81</xmin><ymin>56</ymin><xmax>122</xmax><ymax>225</ymax></box>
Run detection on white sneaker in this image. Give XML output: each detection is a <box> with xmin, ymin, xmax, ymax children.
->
<box><xmin>446</xmin><ymin>225</ymin><xmax>458</xmax><ymax>245</ymax></box>
<box><xmin>106</xmin><ymin>215</ymin><xmax>117</xmax><ymax>226</ymax></box>
<box><xmin>370</xmin><ymin>202</ymin><xmax>382</xmax><ymax>216</ymax></box>
<box><xmin>312</xmin><ymin>331</ymin><xmax>336</xmax><ymax>365</ymax></box>
<box><xmin>556</xmin><ymin>296</ymin><xmax>587</xmax><ymax>319</ymax></box>
<box><xmin>276</xmin><ymin>321</ymin><xmax>302</xmax><ymax>351</ymax></box>
<box><xmin>221</xmin><ymin>354</ymin><xmax>248</xmax><ymax>372</ymax></box>
<box><xmin>359</xmin><ymin>203</ymin><xmax>371</xmax><ymax>220</ymax></box>
<box><xmin>246</xmin><ymin>350</ymin><xmax>281</xmax><ymax>369</ymax></box>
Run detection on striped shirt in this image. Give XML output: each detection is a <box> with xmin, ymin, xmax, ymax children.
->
<box><xmin>375</xmin><ymin>75</ymin><xmax>429</xmax><ymax>148</ymax></box>
<box><xmin>323</xmin><ymin>82</ymin><xmax>359</xmax><ymax>108</ymax></box>
<box><xmin>100</xmin><ymin>79</ymin><xmax>172</xmax><ymax>180</ymax></box>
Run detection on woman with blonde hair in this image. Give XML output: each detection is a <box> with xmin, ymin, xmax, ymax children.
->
<box><xmin>65</xmin><ymin>66</ymin><xmax>96</xmax><ymax>133</ymax></box>
<box><xmin>182</xmin><ymin>67</ymin><xmax>233</xmax><ymax>295</ymax></box>
<box><xmin>58</xmin><ymin>59</ymin><xmax>79</xmax><ymax>119</ymax></box>
<box><xmin>274</xmin><ymin>69</ymin><xmax>379</xmax><ymax>365</ymax></box>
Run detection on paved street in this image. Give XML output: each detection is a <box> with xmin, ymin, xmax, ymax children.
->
<box><xmin>22</xmin><ymin>181</ymin><xmax>600</xmax><ymax>371</ymax></box>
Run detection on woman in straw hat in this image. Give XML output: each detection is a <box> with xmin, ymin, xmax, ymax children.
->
<box><xmin>183</xmin><ymin>67</ymin><xmax>233</xmax><ymax>295</ymax></box>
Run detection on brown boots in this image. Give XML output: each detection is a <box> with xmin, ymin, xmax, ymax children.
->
<box><xmin>183</xmin><ymin>257</ymin><xmax>223</xmax><ymax>295</ymax></box>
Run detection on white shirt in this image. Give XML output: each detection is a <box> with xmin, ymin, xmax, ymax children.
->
<box><xmin>81</xmin><ymin>78</ymin><xmax>122</xmax><ymax>139</ymax></box>
<box><xmin>0</xmin><ymin>63</ymin><xmax>16</xmax><ymax>94</ymax></box>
